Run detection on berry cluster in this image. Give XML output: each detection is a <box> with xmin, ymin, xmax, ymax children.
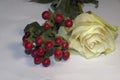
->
<box><xmin>42</xmin><ymin>11</ymin><xmax>73</xmax><ymax>28</ymax></box>
<box><xmin>22</xmin><ymin>10</ymin><xmax>73</xmax><ymax>67</ymax></box>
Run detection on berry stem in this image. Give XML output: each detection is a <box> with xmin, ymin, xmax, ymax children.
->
<box><xmin>54</xmin><ymin>23</ymin><xmax>61</xmax><ymax>34</ymax></box>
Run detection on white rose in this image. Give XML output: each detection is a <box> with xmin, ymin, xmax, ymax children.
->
<box><xmin>68</xmin><ymin>12</ymin><xmax>118</xmax><ymax>59</ymax></box>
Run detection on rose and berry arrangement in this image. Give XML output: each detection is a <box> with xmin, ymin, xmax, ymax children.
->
<box><xmin>22</xmin><ymin>0</ymin><xmax>118</xmax><ymax>67</ymax></box>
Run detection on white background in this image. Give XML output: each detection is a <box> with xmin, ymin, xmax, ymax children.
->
<box><xmin>0</xmin><ymin>0</ymin><xmax>120</xmax><ymax>80</ymax></box>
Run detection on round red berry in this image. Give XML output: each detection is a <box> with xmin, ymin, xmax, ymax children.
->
<box><xmin>35</xmin><ymin>36</ymin><xmax>44</xmax><ymax>46</ymax></box>
<box><xmin>54</xmin><ymin>13</ymin><xmax>64</xmax><ymax>23</ymax></box>
<box><xmin>54</xmin><ymin>49</ymin><xmax>63</xmax><ymax>59</ymax></box>
<box><xmin>55</xmin><ymin>36</ymin><xmax>62</xmax><ymax>45</ymax></box>
<box><xmin>22</xmin><ymin>35</ymin><xmax>28</xmax><ymax>43</ymax></box>
<box><xmin>42</xmin><ymin>11</ymin><xmax>51</xmax><ymax>20</ymax></box>
<box><xmin>31</xmin><ymin>49</ymin><xmax>38</xmax><ymax>57</ymax></box>
<box><xmin>22</xmin><ymin>32</ymin><xmax>30</xmax><ymax>43</ymax></box>
<box><xmin>34</xmin><ymin>56</ymin><xmax>41</xmax><ymax>64</ymax></box>
<box><xmin>64</xmin><ymin>19</ymin><xmax>73</xmax><ymax>27</ymax></box>
<box><xmin>37</xmin><ymin>48</ymin><xmax>44</xmax><ymax>56</ymax></box>
<box><xmin>45</xmin><ymin>41</ymin><xmax>54</xmax><ymax>50</ymax></box>
<box><xmin>44</xmin><ymin>23</ymin><xmax>51</xmax><ymax>29</ymax></box>
<box><xmin>62</xmin><ymin>40</ymin><xmax>69</xmax><ymax>50</ymax></box>
<box><xmin>42</xmin><ymin>57</ymin><xmax>50</xmax><ymax>67</ymax></box>
<box><xmin>24</xmin><ymin>41</ymin><xmax>33</xmax><ymax>50</ymax></box>
<box><xmin>25</xmin><ymin>32</ymin><xmax>30</xmax><ymax>37</ymax></box>
<box><xmin>63</xmin><ymin>51</ymin><xmax>70</xmax><ymax>60</ymax></box>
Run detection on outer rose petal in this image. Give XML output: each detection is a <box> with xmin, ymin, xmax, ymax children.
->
<box><xmin>69</xmin><ymin>22</ymin><xmax>117</xmax><ymax>59</ymax></box>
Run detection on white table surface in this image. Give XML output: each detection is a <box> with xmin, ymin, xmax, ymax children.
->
<box><xmin>0</xmin><ymin>0</ymin><xmax>120</xmax><ymax>80</ymax></box>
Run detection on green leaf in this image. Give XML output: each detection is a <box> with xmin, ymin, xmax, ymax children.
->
<box><xmin>24</xmin><ymin>22</ymin><xmax>44</xmax><ymax>33</ymax></box>
<box><xmin>51</xmin><ymin>0</ymin><xmax>83</xmax><ymax>19</ymax></box>
<box><xmin>42</xmin><ymin>28</ymin><xmax>55</xmax><ymax>41</ymax></box>
<box><xmin>24</xmin><ymin>22</ymin><xmax>45</xmax><ymax>42</ymax></box>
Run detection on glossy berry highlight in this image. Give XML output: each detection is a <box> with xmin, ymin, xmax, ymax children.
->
<box><xmin>45</xmin><ymin>41</ymin><xmax>54</xmax><ymax>50</ymax></box>
<box><xmin>54</xmin><ymin>49</ymin><xmax>63</xmax><ymax>59</ymax></box>
<box><xmin>64</xmin><ymin>19</ymin><xmax>73</xmax><ymax>27</ymax></box>
<box><xmin>54</xmin><ymin>13</ymin><xmax>64</xmax><ymax>23</ymax></box>
<box><xmin>35</xmin><ymin>36</ymin><xmax>44</xmax><ymax>46</ymax></box>
<box><xmin>55</xmin><ymin>36</ymin><xmax>63</xmax><ymax>45</ymax></box>
<box><xmin>42</xmin><ymin>11</ymin><xmax>51</xmax><ymax>20</ymax></box>
<box><xmin>42</xmin><ymin>57</ymin><xmax>51</xmax><ymax>67</ymax></box>
<box><xmin>62</xmin><ymin>40</ymin><xmax>69</xmax><ymax>50</ymax></box>
<box><xmin>63</xmin><ymin>51</ymin><xmax>70</xmax><ymax>60</ymax></box>
<box><xmin>37</xmin><ymin>48</ymin><xmax>45</xmax><ymax>56</ymax></box>
<box><xmin>31</xmin><ymin>49</ymin><xmax>38</xmax><ymax>57</ymax></box>
<box><xmin>43</xmin><ymin>23</ymin><xmax>51</xmax><ymax>29</ymax></box>
<box><xmin>34</xmin><ymin>56</ymin><xmax>41</xmax><ymax>64</ymax></box>
<box><xmin>24</xmin><ymin>41</ymin><xmax>33</xmax><ymax>50</ymax></box>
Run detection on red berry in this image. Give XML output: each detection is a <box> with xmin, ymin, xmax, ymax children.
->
<box><xmin>25</xmin><ymin>32</ymin><xmax>30</xmax><ymax>37</ymax></box>
<box><xmin>62</xmin><ymin>40</ymin><xmax>69</xmax><ymax>50</ymax></box>
<box><xmin>55</xmin><ymin>36</ymin><xmax>62</xmax><ymax>45</ymax></box>
<box><xmin>42</xmin><ymin>57</ymin><xmax>50</xmax><ymax>67</ymax></box>
<box><xmin>44</xmin><ymin>23</ymin><xmax>51</xmax><ymax>29</ymax></box>
<box><xmin>45</xmin><ymin>41</ymin><xmax>54</xmax><ymax>50</ymax></box>
<box><xmin>42</xmin><ymin>11</ymin><xmax>51</xmax><ymax>20</ymax></box>
<box><xmin>64</xmin><ymin>19</ymin><xmax>73</xmax><ymax>27</ymax></box>
<box><xmin>22</xmin><ymin>35</ymin><xmax>28</xmax><ymax>43</ymax></box>
<box><xmin>37</xmin><ymin>48</ymin><xmax>45</xmax><ymax>56</ymax></box>
<box><xmin>22</xmin><ymin>32</ymin><xmax>30</xmax><ymax>43</ymax></box>
<box><xmin>34</xmin><ymin>56</ymin><xmax>41</xmax><ymax>64</ymax></box>
<box><xmin>24</xmin><ymin>41</ymin><xmax>33</xmax><ymax>50</ymax></box>
<box><xmin>54</xmin><ymin>13</ymin><xmax>64</xmax><ymax>23</ymax></box>
<box><xmin>35</xmin><ymin>36</ymin><xmax>44</xmax><ymax>46</ymax></box>
<box><xmin>63</xmin><ymin>51</ymin><xmax>70</xmax><ymax>60</ymax></box>
<box><xmin>31</xmin><ymin>49</ymin><xmax>38</xmax><ymax>57</ymax></box>
<box><xmin>54</xmin><ymin>49</ymin><xmax>62</xmax><ymax>59</ymax></box>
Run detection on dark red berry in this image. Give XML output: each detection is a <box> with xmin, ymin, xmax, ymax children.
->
<box><xmin>24</xmin><ymin>41</ymin><xmax>33</xmax><ymax>50</ymax></box>
<box><xmin>31</xmin><ymin>49</ymin><xmax>38</xmax><ymax>57</ymax></box>
<box><xmin>55</xmin><ymin>36</ymin><xmax>62</xmax><ymax>45</ymax></box>
<box><xmin>64</xmin><ymin>19</ymin><xmax>73</xmax><ymax>27</ymax></box>
<box><xmin>35</xmin><ymin>36</ymin><xmax>44</xmax><ymax>46</ymax></box>
<box><xmin>45</xmin><ymin>41</ymin><xmax>54</xmax><ymax>50</ymax></box>
<box><xmin>37</xmin><ymin>48</ymin><xmax>44</xmax><ymax>56</ymax></box>
<box><xmin>63</xmin><ymin>51</ymin><xmax>70</xmax><ymax>60</ymax></box>
<box><xmin>22</xmin><ymin>32</ymin><xmax>30</xmax><ymax>44</ymax></box>
<box><xmin>62</xmin><ymin>40</ymin><xmax>69</xmax><ymax>50</ymax></box>
<box><xmin>54</xmin><ymin>49</ymin><xmax>62</xmax><ymax>59</ymax></box>
<box><xmin>54</xmin><ymin>13</ymin><xmax>64</xmax><ymax>23</ymax></box>
<box><xmin>42</xmin><ymin>11</ymin><xmax>51</xmax><ymax>20</ymax></box>
<box><xmin>34</xmin><ymin>56</ymin><xmax>41</xmax><ymax>64</ymax></box>
<box><xmin>22</xmin><ymin>35</ymin><xmax>28</xmax><ymax>43</ymax></box>
<box><xmin>44</xmin><ymin>23</ymin><xmax>51</xmax><ymax>29</ymax></box>
<box><xmin>42</xmin><ymin>57</ymin><xmax>50</xmax><ymax>67</ymax></box>
<box><xmin>25</xmin><ymin>32</ymin><xmax>30</xmax><ymax>37</ymax></box>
